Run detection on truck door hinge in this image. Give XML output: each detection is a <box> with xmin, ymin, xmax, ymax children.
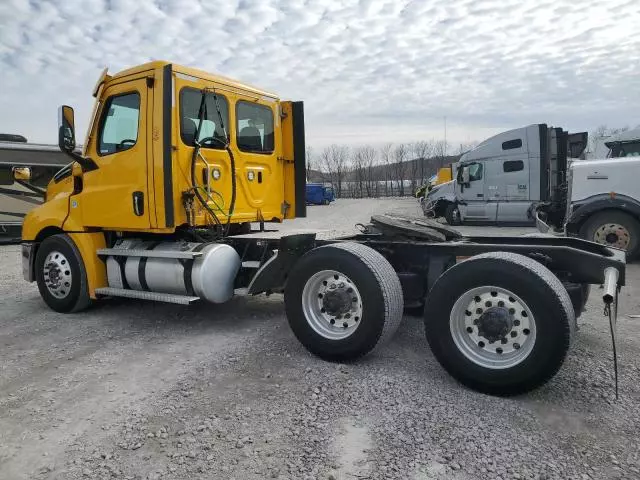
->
<box><xmin>277</xmin><ymin>156</ymin><xmax>293</xmax><ymax>163</ymax></box>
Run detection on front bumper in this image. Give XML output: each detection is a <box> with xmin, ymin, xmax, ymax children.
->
<box><xmin>22</xmin><ymin>242</ymin><xmax>35</xmax><ymax>282</ymax></box>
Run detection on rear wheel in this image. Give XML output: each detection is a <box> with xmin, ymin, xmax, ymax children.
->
<box><xmin>285</xmin><ymin>243</ymin><xmax>403</xmax><ymax>361</ymax></box>
<box><xmin>445</xmin><ymin>203</ymin><xmax>462</xmax><ymax>226</ymax></box>
<box><xmin>424</xmin><ymin>252</ymin><xmax>574</xmax><ymax>395</ymax></box>
<box><xmin>35</xmin><ymin>234</ymin><xmax>91</xmax><ymax>313</ymax></box>
<box><xmin>579</xmin><ymin>210</ymin><xmax>640</xmax><ymax>259</ymax></box>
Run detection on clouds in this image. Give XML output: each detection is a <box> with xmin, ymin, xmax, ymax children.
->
<box><xmin>0</xmin><ymin>0</ymin><xmax>638</xmax><ymax>148</ymax></box>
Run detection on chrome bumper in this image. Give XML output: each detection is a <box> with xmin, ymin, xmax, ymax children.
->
<box><xmin>22</xmin><ymin>243</ymin><xmax>35</xmax><ymax>282</ymax></box>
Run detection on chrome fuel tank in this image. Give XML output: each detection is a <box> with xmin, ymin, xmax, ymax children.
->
<box><xmin>106</xmin><ymin>240</ymin><xmax>240</xmax><ymax>303</ymax></box>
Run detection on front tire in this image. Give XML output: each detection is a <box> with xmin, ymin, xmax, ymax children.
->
<box><xmin>445</xmin><ymin>203</ymin><xmax>462</xmax><ymax>226</ymax></box>
<box><xmin>285</xmin><ymin>243</ymin><xmax>403</xmax><ymax>361</ymax></box>
<box><xmin>424</xmin><ymin>252</ymin><xmax>574</xmax><ymax>396</ymax></box>
<box><xmin>35</xmin><ymin>234</ymin><xmax>91</xmax><ymax>313</ymax></box>
<box><xmin>579</xmin><ymin>210</ymin><xmax>640</xmax><ymax>259</ymax></box>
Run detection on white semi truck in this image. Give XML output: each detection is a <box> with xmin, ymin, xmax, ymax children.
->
<box><xmin>536</xmin><ymin>128</ymin><xmax>640</xmax><ymax>259</ymax></box>
<box><xmin>423</xmin><ymin>124</ymin><xmax>587</xmax><ymax>225</ymax></box>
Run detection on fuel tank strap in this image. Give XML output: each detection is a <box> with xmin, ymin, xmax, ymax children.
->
<box><xmin>138</xmin><ymin>242</ymin><xmax>160</xmax><ymax>292</ymax></box>
<box><xmin>183</xmin><ymin>243</ymin><xmax>209</xmax><ymax>296</ymax></box>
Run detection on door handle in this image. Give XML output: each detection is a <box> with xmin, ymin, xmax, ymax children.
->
<box><xmin>477</xmin><ymin>194</ymin><xmax>484</xmax><ymax>198</ymax></box>
<box><xmin>133</xmin><ymin>191</ymin><xmax>144</xmax><ymax>216</ymax></box>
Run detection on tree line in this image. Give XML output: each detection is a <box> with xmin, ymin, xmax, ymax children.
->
<box><xmin>306</xmin><ymin>141</ymin><xmax>477</xmax><ymax>198</ymax></box>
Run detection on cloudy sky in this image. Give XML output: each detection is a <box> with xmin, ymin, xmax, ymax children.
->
<box><xmin>1</xmin><ymin>0</ymin><xmax>638</xmax><ymax>150</ymax></box>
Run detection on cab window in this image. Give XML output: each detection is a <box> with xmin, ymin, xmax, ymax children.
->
<box><xmin>469</xmin><ymin>163</ymin><xmax>483</xmax><ymax>181</ymax></box>
<box><xmin>180</xmin><ymin>88</ymin><xmax>229</xmax><ymax>149</ymax></box>
<box><xmin>236</xmin><ymin>101</ymin><xmax>274</xmax><ymax>153</ymax></box>
<box><xmin>98</xmin><ymin>92</ymin><xmax>140</xmax><ymax>156</ymax></box>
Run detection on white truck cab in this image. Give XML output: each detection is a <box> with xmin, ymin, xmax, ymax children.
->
<box><xmin>424</xmin><ymin>124</ymin><xmax>587</xmax><ymax>225</ymax></box>
<box><xmin>537</xmin><ymin>128</ymin><xmax>640</xmax><ymax>258</ymax></box>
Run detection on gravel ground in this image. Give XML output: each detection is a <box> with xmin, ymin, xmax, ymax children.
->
<box><xmin>1</xmin><ymin>198</ymin><xmax>639</xmax><ymax>480</ymax></box>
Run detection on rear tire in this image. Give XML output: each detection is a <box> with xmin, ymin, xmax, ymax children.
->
<box><xmin>285</xmin><ymin>243</ymin><xmax>403</xmax><ymax>361</ymax></box>
<box><xmin>445</xmin><ymin>203</ymin><xmax>462</xmax><ymax>226</ymax></box>
<box><xmin>579</xmin><ymin>210</ymin><xmax>640</xmax><ymax>259</ymax></box>
<box><xmin>35</xmin><ymin>234</ymin><xmax>91</xmax><ymax>313</ymax></box>
<box><xmin>424</xmin><ymin>252</ymin><xmax>574</xmax><ymax>396</ymax></box>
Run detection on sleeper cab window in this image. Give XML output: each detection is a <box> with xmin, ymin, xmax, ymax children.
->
<box><xmin>180</xmin><ymin>88</ymin><xmax>230</xmax><ymax>149</ymax></box>
<box><xmin>98</xmin><ymin>92</ymin><xmax>141</xmax><ymax>156</ymax></box>
<box><xmin>503</xmin><ymin>160</ymin><xmax>524</xmax><ymax>173</ymax></box>
<box><xmin>236</xmin><ymin>101</ymin><xmax>274</xmax><ymax>154</ymax></box>
<box><xmin>502</xmin><ymin>139</ymin><xmax>522</xmax><ymax>150</ymax></box>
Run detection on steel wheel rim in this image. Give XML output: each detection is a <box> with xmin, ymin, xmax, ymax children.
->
<box><xmin>301</xmin><ymin>270</ymin><xmax>363</xmax><ymax>340</ymax></box>
<box><xmin>450</xmin><ymin>286</ymin><xmax>536</xmax><ymax>369</ymax></box>
<box><xmin>43</xmin><ymin>250</ymin><xmax>72</xmax><ymax>299</ymax></box>
<box><xmin>593</xmin><ymin>223</ymin><xmax>630</xmax><ymax>250</ymax></box>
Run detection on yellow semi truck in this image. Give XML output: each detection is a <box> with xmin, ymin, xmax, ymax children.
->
<box><xmin>19</xmin><ymin>61</ymin><xmax>626</xmax><ymax>396</ymax></box>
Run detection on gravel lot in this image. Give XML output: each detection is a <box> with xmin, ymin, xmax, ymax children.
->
<box><xmin>1</xmin><ymin>198</ymin><xmax>639</xmax><ymax>480</ymax></box>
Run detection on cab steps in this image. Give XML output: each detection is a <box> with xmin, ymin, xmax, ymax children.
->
<box><xmin>94</xmin><ymin>287</ymin><xmax>200</xmax><ymax>305</ymax></box>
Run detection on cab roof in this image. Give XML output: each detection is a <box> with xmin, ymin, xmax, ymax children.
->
<box><xmin>110</xmin><ymin>61</ymin><xmax>279</xmax><ymax>99</ymax></box>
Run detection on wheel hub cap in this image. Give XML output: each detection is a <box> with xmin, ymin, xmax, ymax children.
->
<box><xmin>301</xmin><ymin>270</ymin><xmax>363</xmax><ymax>340</ymax></box>
<box><xmin>594</xmin><ymin>223</ymin><xmax>630</xmax><ymax>250</ymax></box>
<box><xmin>450</xmin><ymin>286</ymin><xmax>536</xmax><ymax>369</ymax></box>
<box><xmin>43</xmin><ymin>250</ymin><xmax>72</xmax><ymax>299</ymax></box>
<box><xmin>322</xmin><ymin>289</ymin><xmax>353</xmax><ymax>316</ymax></box>
<box><xmin>476</xmin><ymin>306</ymin><xmax>513</xmax><ymax>342</ymax></box>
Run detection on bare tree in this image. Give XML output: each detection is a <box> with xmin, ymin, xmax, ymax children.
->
<box><xmin>361</xmin><ymin>145</ymin><xmax>378</xmax><ymax>197</ymax></box>
<box><xmin>320</xmin><ymin>144</ymin><xmax>349</xmax><ymax>198</ymax></box>
<box><xmin>380</xmin><ymin>143</ymin><xmax>393</xmax><ymax>196</ymax></box>
<box><xmin>319</xmin><ymin>146</ymin><xmax>335</xmax><ymax>189</ymax></box>
<box><xmin>352</xmin><ymin>147</ymin><xmax>366</xmax><ymax>198</ymax></box>
<box><xmin>305</xmin><ymin>145</ymin><xmax>313</xmax><ymax>180</ymax></box>
<box><xmin>433</xmin><ymin>140</ymin><xmax>449</xmax><ymax>170</ymax></box>
<box><xmin>392</xmin><ymin>143</ymin><xmax>408</xmax><ymax>196</ymax></box>
<box><xmin>411</xmin><ymin>140</ymin><xmax>434</xmax><ymax>188</ymax></box>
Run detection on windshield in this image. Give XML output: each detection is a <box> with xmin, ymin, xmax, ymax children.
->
<box><xmin>609</xmin><ymin>142</ymin><xmax>640</xmax><ymax>158</ymax></box>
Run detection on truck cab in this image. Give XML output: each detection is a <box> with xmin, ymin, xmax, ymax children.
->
<box><xmin>20</xmin><ymin>61</ymin><xmax>306</xmax><ymax>313</ymax></box>
<box><xmin>537</xmin><ymin>128</ymin><xmax>640</xmax><ymax>258</ymax></box>
<box><xmin>425</xmin><ymin>124</ymin><xmax>587</xmax><ymax>225</ymax></box>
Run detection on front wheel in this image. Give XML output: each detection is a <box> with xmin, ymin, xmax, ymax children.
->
<box><xmin>445</xmin><ymin>203</ymin><xmax>462</xmax><ymax>226</ymax></box>
<box><xmin>284</xmin><ymin>243</ymin><xmax>403</xmax><ymax>361</ymax></box>
<box><xmin>35</xmin><ymin>234</ymin><xmax>91</xmax><ymax>313</ymax></box>
<box><xmin>579</xmin><ymin>210</ymin><xmax>640</xmax><ymax>259</ymax></box>
<box><xmin>424</xmin><ymin>252</ymin><xmax>574</xmax><ymax>396</ymax></box>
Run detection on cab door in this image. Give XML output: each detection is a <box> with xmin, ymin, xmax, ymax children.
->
<box><xmin>458</xmin><ymin>162</ymin><xmax>496</xmax><ymax>221</ymax></box>
<box><xmin>80</xmin><ymin>78</ymin><xmax>150</xmax><ymax>229</ymax></box>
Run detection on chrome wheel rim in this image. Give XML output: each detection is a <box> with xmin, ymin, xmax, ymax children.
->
<box><xmin>43</xmin><ymin>250</ymin><xmax>72</xmax><ymax>299</ymax></box>
<box><xmin>593</xmin><ymin>223</ymin><xmax>630</xmax><ymax>250</ymax></box>
<box><xmin>301</xmin><ymin>270</ymin><xmax>363</xmax><ymax>340</ymax></box>
<box><xmin>450</xmin><ymin>286</ymin><xmax>536</xmax><ymax>369</ymax></box>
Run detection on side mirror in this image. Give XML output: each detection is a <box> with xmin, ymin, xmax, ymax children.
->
<box><xmin>462</xmin><ymin>167</ymin><xmax>470</xmax><ymax>184</ymax></box>
<box><xmin>12</xmin><ymin>167</ymin><xmax>32</xmax><ymax>182</ymax></box>
<box><xmin>58</xmin><ymin>105</ymin><xmax>76</xmax><ymax>153</ymax></box>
